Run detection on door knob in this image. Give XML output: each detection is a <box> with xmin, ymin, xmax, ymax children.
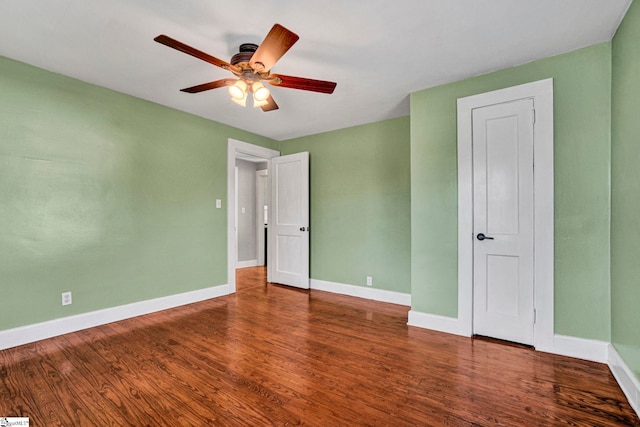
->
<box><xmin>476</xmin><ymin>233</ymin><xmax>494</xmax><ymax>241</ymax></box>
<box><xmin>299</xmin><ymin>226</ymin><xmax>308</xmax><ymax>232</ymax></box>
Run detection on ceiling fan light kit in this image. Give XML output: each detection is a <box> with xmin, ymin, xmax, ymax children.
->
<box><xmin>228</xmin><ymin>80</ymin><xmax>248</xmax><ymax>100</ymax></box>
<box><xmin>253</xmin><ymin>98</ymin><xmax>269</xmax><ymax>109</ymax></box>
<box><xmin>230</xmin><ymin>91</ymin><xmax>248</xmax><ymax>107</ymax></box>
<box><xmin>252</xmin><ymin>82</ymin><xmax>270</xmax><ymax>101</ymax></box>
<box><xmin>154</xmin><ymin>24</ymin><xmax>337</xmax><ymax>112</ymax></box>
<box><xmin>228</xmin><ymin>79</ymin><xmax>272</xmax><ymax>108</ymax></box>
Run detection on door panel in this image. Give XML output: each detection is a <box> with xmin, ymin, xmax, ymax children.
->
<box><xmin>486</xmin><ymin>116</ymin><xmax>520</xmax><ymax>235</ymax></box>
<box><xmin>276</xmin><ymin>235</ymin><xmax>302</xmax><ymax>273</ymax></box>
<box><xmin>276</xmin><ymin>161</ymin><xmax>302</xmax><ymax>225</ymax></box>
<box><xmin>486</xmin><ymin>255</ymin><xmax>519</xmax><ymax>317</ymax></box>
<box><xmin>473</xmin><ymin>99</ymin><xmax>534</xmax><ymax>345</ymax></box>
<box><xmin>268</xmin><ymin>152</ymin><xmax>309</xmax><ymax>289</ymax></box>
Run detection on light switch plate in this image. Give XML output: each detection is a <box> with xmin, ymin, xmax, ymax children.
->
<box><xmin>62</xmin><ymin>292</ymin><xmax>72</xmax><ymax>306</ymax></box>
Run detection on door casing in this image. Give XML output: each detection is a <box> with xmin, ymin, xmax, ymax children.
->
<box><xmin>256</xmin><ymin>169</ymin><xmax>268</xmax><ymax>266</ymax></box>
<box><xmin>457</xmin><ymin>79</ymin><xmax>554</xmax><ymax>351</ymax></box>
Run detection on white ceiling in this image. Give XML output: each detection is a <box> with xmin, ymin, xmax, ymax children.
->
<box><xmin>0</xmin><ymin>1</ymin><xmax>631</xmax><ymax>141</ymax></box>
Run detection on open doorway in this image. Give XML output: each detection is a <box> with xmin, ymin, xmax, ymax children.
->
<box><xmin>227</xmin><ymin>139</ymin><xmax>279</xmax><ymax>293</ymax></box>
<box><xmin>235</xmin><ymin>155</ymin><xmax>268</xmax><ymax>268</ymax></box>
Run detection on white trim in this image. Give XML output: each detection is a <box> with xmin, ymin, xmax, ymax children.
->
<box><xmin>407</xmin><ymin>310</ymin><xmax>467</xmax><ymax>336</ymax></box>
<box><xmin>537</xmin><ymin>334</ymin><xmax>609</xmax><ymax>363</ymax></box>
<box><xmin>609</xmin><ymin>344</ymin><xmax>640</xmax><ymax>417</ymax></box>
<box><xmin>256</xmin><ymin>169</ymin><xmax>268</xmax><ymax>266</ymax></box>
<box><xmin>0</xmin><ymin>284</ymin><xmax>230</xmax><ymax>350</ymax></box>
<box><xmin>227</xmin><ymin>139</ymin><xmax>279</xmax><ymax>293</ymax></box>
<box><xmin>407</xmin><ymin>310</ymin><xmax>609</xmax><ymax>364</ymax></box>
<box><xmin>457</xmin><ymin>79</ymin><xmax>554</xmax><ymax>350</ymax></box>
<box><xmin>236</xmin><ymin>260</ymin><xmax>258</xmax><ymax>269</ymax></box>
<box><xmin>310</xmin><ymin>279</ymin><xmax>411</xmax><ymax>306</ymax></box>
<box><xmin>235</xmin><ymin>166</ymin><xmax>239</xmax><ymax>266</ymax></box>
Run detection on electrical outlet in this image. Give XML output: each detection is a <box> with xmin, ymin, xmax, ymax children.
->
<box><xmin>366</xmin><ymin>276</ymin><xmax>373</xmax><ymax>286</ymax></box>
<box><xmin>61</xmin><ymin>291</ymin><xmax>72</xmax><ymax>306</ymax></box>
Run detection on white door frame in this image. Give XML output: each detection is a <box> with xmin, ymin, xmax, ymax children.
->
<box><xmin>227</xmin><ymin>138</ymin><xmax>279</xmax><ymax>293</ymax></box>
<box><xmin>457</xmin><ymin>78</ymin><xmax>554</xmax><ymax>351</ymax></box>
<box><xmin>256</xmin><ymin>169</ymin><xmax>268</xmax><ymax>266</ymax></box>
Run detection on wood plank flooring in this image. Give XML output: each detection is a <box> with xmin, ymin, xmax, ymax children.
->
<box><xmin>1</xmin><ymin>267</ymin><xmax>638</xmax><ymax>426</ymax></box>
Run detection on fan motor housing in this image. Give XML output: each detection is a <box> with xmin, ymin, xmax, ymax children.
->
<box><xmin>239</xmin><ymin>43</ymin><xmax>258</xmax><ymax>52</ymax></box>
<box><xmin>230</xmin><ymin>43</ymin><xmax>271</xmax><ymax>82</ymax></box>
<box><xmin>230</xmin><ymin>43</ymin><xmax>258</xmax><ymax>66</ymax></box>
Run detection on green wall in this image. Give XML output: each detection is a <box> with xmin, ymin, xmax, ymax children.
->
<box><xmin>611</xmin><ymin>0</ymin><xmax>640</xmax><ymax>379</ymax></box>
<box><xmin>280</xmin><ymin>117</ymin><xmax>411</xmax><ymax>294</ymax></box>
<box><xmin>410</xmin><ymin>42</ymin><xmax>613</xmax><ymax>341</ymax></box>
<box><xmin>0</xmin><ymin>56</ymin><xmax>276</xmax><ymax>330</ymax></box>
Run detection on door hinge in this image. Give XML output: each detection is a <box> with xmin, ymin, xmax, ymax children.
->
<box><xmin>533</xmin><ymin>308</ymin><xmax>537</xmax><ymax>323</ymax></box>
<box><xmin>531</xmin><ymin>109</ymin><xmax>536</xmax><ymax>125</ymax></box>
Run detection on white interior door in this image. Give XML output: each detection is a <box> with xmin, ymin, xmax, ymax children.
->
<box><xmin>268</xmin><ymin>152</ymin><xmax>309</xmax><ymax>289</ymax></box>
<box><xmin>472</xmin><ymin>98</ymin><xmax>535</xmax><ymax>345</ymax></box>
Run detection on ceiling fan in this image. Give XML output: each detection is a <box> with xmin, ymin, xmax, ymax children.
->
<box><xmin>154</xmin><ymin>24</ymin><xmax>337</xmax><ymax>112</ymax></box>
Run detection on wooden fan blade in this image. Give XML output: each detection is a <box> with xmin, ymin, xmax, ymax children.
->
<box><xmin>268</xmin><ymin>74</ymin><xmax>337</xmax><ymax>94</ymax></box>
<box><xmin>250</xmin><ymin>24</ymin><xmax>299</xmax><ymax>72</ymax></box>
<box><xmin>154</xmin><ymin>35</ymin><xmax>233</xmax><ymax>70</ymax></box>
<box><xmin>261</xmin><ymin>95</ymin><xmax>279</xmax><ymax>112</ymax></box>
<box><xmin>180</xmin><ymin>78</ymin><xmax>237</xmax><ymax>93</ymax></box>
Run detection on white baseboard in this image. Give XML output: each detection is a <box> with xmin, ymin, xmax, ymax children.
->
<box><xmin>310</xmin><ymin>279</ymin><xmax>411</xmax><ymax>306</ymax></box>
<box><xmin>406</xmin><ymin>311</ymin><xmax>609</xmax><ymax>363</ymax></box>
<box><xmin>407</xmin><ymin>310</ymin><xmax>470</xmax><ymax>337</ymax></box>
<box><xmin>609</xmin><ymin>344</ymin><xmax>640</xmax><ymax>418</ymax></box>
<box><xmin>0</xmin><ymin>284</ymin><xmax>230</xmax><ymax>350</ymax></box>
<box><xmin>236</xmin><ymin>260</ymin><xmax>258</xmax><ymax>268</ymax></box>
<box><xmin>540</xmin><ymin>334</ymin><xmax>610</xmax><ymax>363</ymax></box>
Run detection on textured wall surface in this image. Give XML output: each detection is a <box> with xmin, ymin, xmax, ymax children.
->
<box><xmin>0</xmin><ymin>56</ymin><xmax>275</xmax><ymax>330</ymax></box>
<box><xmin>236</xmin><ymin>159</ymin><xmax>258</xmax><ymax>263</ymax></box>
<box><xmin>611</xmin><ymin>0</ymin><xmax>640</xmax><ymax>380</ymax></box>
<box><xmin>280</xmin><ymin>117</ymin><xmax>411</xmax><ymax>293</ymax></box>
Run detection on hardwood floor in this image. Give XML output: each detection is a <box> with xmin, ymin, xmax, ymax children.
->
<box><xmin>1</xmin><ymin>267</ymin><xmax>638</xmax><ymax>426</ymax></box>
